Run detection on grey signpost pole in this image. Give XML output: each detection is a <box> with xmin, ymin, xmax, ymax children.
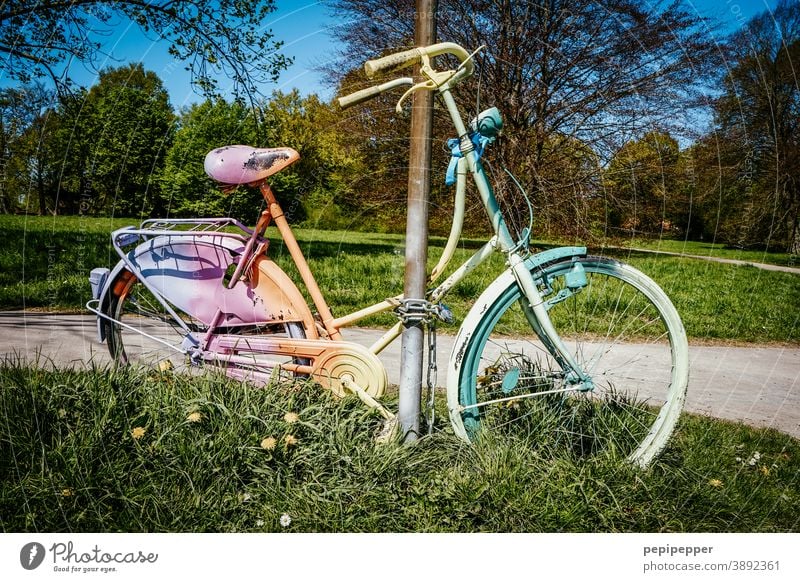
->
<box><xmin>398</xmin><ymin>0</ymin><xmax>437</xmax><ymax>442</ymax></box>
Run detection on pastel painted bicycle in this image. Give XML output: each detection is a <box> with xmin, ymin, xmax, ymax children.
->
<box><xmin>87</xmin><ymin>42</ymin><xmax>689</xmax><ymax>467</ymax></box>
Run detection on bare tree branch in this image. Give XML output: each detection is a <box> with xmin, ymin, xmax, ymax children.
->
<box><xmin>0</xmin><ymin>0</ymin><xmax>290</xmax><ymax>100</ymax></box>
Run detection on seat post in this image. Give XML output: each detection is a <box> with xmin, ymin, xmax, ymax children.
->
<box><xmin>258</xmin><ymin>182</ymin><xmax>342</xmax><ymax>340</ymax></box>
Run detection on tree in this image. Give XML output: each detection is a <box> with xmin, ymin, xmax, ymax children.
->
<box><xmin>80</xmin><ymin>64</ymin><xmax>176</xmax><ymax>216</ymax></box>
<box><xmin>2</xmin><ymin>67</ymin><xmax>178</xmax><ymax>218</ymax></box>
<box><xmin>708</xmin><ymin>0</ymin><xmax>800</xmax><ymax>252</ymax></box>
<box><xmin>161</xmin><ymin>98</ymin><xmax>261</xmax><ymax>219</ymax></box>
<box><xmin>604</xmin><ymin>131</ymin><xmax>681</xmax><ymax>238</ymax></box>
<box><xmin>0</xmin><ymin>0</ymin><xmax>289</xmax><ymax>99</ymax></box>
<box><xmin>329</xmin><ymin>0</ymin><xmax>718</xmax><ymax>237</ymax></box>
<box><xmin>0</xmin><ymin>84</ymin><xmax>59</xmax><ymax>215</ymax></box>
<box><xmin>161</xmin><ymin>91</ymin><xmax>359</xmax><ymax>225</ymax></box>
<box><xmin>258</xmin><ymin>91</ymin><xmax>361</xmax><ymax>227</ymax></box>
<box><xmin>333</xmin><ymin>66</ymin><xmax>476</xmax><ymax>235</ymax></box>
<box><xmin>0</xmin><ymin>88</ymin><xmax>33</xmax><ymax>213</ymax></box>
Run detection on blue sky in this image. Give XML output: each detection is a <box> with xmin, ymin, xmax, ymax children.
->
<box><xmin>8</xmin><ymin>0</ymin><xmax>782</xmax><ymax>107</ymax></box>
<box><xmin>56</xmin><ymin>1</ymin><xmax>343</xmax><ymax>107</ymax></box>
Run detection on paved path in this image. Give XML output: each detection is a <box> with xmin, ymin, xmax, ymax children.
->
<box><xmin>607</xmin><ymin>246</ymin><xmax>800</xmax><ymax>275</ymax></box>
<box><xmin>1</xmin><ymin>311</ymin><xmax>798</xmax><ymax>438</ymax></box>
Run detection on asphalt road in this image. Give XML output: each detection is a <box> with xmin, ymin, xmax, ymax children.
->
<box><xmin>1</xmin><ymin>311</ymin><xmax>798</xmax><ymax>438</ymax></box>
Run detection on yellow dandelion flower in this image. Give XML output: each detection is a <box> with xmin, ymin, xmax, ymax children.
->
<box><xmin>260</xmin><ymin>437</ymin><xmax>277</xmax><ymax>450</ymax></box>
<box><xmin>187</xmin><ymin>411</ymin><xmax>203</xmax><ymax>423</ymax></box>
<box><xmin>61</xmin><ymin>488</ymin><xmax>74</xmax><ymax>497</ymax></box>
<box><xmin>284</xmin><ymin>434</ymin><xmax>298</xmax><ymax>447</ymax></box>
<box><xmin>131</xmin><ymin>426</ymin><xmax>146</xmax><ymax>440</ymax></box>
<box><xmin>283</xmin><ymin>412</ymin><xmax>299</xmax><ymax>424</ymax></box>
<box><xmin>158</xmin><ymin>360</ymin><xmax>174</xmax><ymax>372</ymax></box>
<box><xmin>760</xmin><ymin>465</ymin><xmax>770</xmax><ymax>476</ymax></box>
<box><xmin>708</xmin><ymin>479</ymin><xmax>723</xmax><ymax>488</ymax></box>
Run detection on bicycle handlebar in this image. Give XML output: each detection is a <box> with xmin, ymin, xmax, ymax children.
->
<box><xmin>337</xmin><ymin>77</ymin><xmax>413</xmax><ymax>109</ymax></box>
<box><xmin>337</xmin><ymin>42</ymin><xmax>475</xmax><ymax>110</ymax></box>
<box><xmin>364</xmin><ymin>48</ymin><xmax>422</xmax><ymax>78</ymax></box>
<box><xmin>364</xmin><ymin>42</ymin><xmax>473</xmax><ymax>79</ymax></box>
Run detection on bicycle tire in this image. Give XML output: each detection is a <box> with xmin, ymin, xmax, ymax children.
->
<box><xmin>449</xmin><ymin>256</ymin><xmax>689</xmax><ymax>467</ymax></box>
<box><xmin>103</xmin><ymin>269</ymin><xmax>308</xmax><ymax>377</ymax></box>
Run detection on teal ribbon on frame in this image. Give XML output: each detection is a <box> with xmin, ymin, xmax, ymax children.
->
<box><xmin>445</xmin><ymin>134</ymin><xmax>491</xmax><ymax>186</ymax></box>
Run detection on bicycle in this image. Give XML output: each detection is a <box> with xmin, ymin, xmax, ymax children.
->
<box><xmin>87</xmin><ymin>42</ymin><xmax>689</xmax><ymax>467</ymax></box>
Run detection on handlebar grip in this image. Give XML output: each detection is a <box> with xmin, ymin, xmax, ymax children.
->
<box><xmin>337</xmin><ymin>78</ymin><xmax>414</xmax><ymax>110</ymax></box>
<box><xmin>365</xmin><ymin>48</ymin><xmax>422</xmax><ymax>78</ymax></box>
<box><xmin>337</xmin><ymin>85</ymin><xmax>384</xmax><ymax>109</ymax></box>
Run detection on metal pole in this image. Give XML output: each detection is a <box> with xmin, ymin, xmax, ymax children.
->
<box><xmin>398</xmin><ymin>0</ymin><xmax>437</xmax><ymax>442</ymax></box>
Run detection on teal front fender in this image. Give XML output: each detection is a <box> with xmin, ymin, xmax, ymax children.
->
<box><xmin>446</xmin><ymin>245</ymin><xmax>587</xmax><ymax>441</ymax></box>
<box><xmin>523</xmin><ymin>246</ymin><xmax>587</xmax><ymax>272</ymax></box>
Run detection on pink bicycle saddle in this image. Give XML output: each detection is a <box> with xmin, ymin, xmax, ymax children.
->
<box><xmin>204</xmin><ymin>145</ymin><xmax>300</xmax><ymax>186</ymax></box>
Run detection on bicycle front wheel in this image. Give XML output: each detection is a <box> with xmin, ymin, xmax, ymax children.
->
<box><xmin>450</xmin><ymin>256</ymin><xmax>689</xmax><ymax>467</ymax></box>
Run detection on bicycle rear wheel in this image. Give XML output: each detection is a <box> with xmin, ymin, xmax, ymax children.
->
<box><xmin>450</xmin><ymin>256</ymin><xmax>689</xmax><ymax>467</ymax></box>
<box><xmin>103</xmin><ymin>269</ymin><xmax>206</xmax><ymax>372</ymax></box>
<box><xmin>103</xmin><ymin>269</ymin><xmax>307</xmax><ymax>376</ymax></box>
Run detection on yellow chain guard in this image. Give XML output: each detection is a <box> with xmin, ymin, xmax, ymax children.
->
<box><xmin>311</xmin><ymin>344</ymin><xmax>387</xmax><ymax>398</ymax></box>
<box><xmin>211</xmin><ymin>335</ymin><xmax>387</xmax><ymax>398</ymax></box>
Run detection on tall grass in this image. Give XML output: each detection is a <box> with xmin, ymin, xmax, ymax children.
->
<box><xmin>1</xmin><ymin>362</ymin><xmax>798</xmax><ymax>532</ymax></box>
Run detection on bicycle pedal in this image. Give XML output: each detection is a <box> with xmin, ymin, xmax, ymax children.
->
<box><xmin>375</xmin><ymin>416</ymin><xmax>400</xmax><ymax>444</ymax></box>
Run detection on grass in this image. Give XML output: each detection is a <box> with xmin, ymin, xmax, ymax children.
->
<box><xmin>594</xmin><ymin>251</ymin><xmax>800</xmax><ymax>344</ymax></box>
<box><xmin>1</xmin><ymin>362</ymin><xmax>798</xmax><ymax>532</ymax></box>
<box><xmin>1</xmin><ymin>215</ymin><xmax>798</xmax><ymax>343</ymax></box>
<box><xmin>0</xmin><ymin>214</ymin><xmax>137</xmax><ymax>312</ymax></box>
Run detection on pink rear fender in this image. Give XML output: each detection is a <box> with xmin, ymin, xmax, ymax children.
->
<box><xmin>252</xmin><ymin>256</ymin><xmax>318</xmax><ymax>338</ymax></box>
<box><xmin>131</xmin><ymin>235</ymin><xmax>312</xmax><ymax>330</ymax></box>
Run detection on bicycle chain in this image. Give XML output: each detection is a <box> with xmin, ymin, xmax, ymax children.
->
<box><xmin>394</xmin><ymin>298</ymin><xmax>452</xmax><ymax>434</ymax></box>
<box><xmin>395</xmin><ymin>298</ymin><xmax>453</xmax><ymax>326</ymax></box>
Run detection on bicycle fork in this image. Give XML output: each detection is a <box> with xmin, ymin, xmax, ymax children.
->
<box><xmin>439</xmin><ymin>84</ymin><xmax>593</xmax><ymax>392</ymax></box>
<box><xmin>508</xmin><ymin>251</ymin><xmax>594</xmax><ymax>392</ymax></box>
<box><xmin>455</xmin><ymin>150</ymin><xmax>593</xmax><ymax>391</ymax></box>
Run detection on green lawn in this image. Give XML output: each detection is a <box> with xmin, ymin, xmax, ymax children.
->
<box><xmin>0</xmin><ymin>214</ymin><xmax>137</xmax><ymax>312</ymax></box>
<box><xmin>1</xmin><ymin>363</ymin><xmax>797</xmax><ymax>532</ymax></box>
<box><xmin>1</xmin><ymin>215</ymin><xmax>798</xmax><ymax>344</ymax></box>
